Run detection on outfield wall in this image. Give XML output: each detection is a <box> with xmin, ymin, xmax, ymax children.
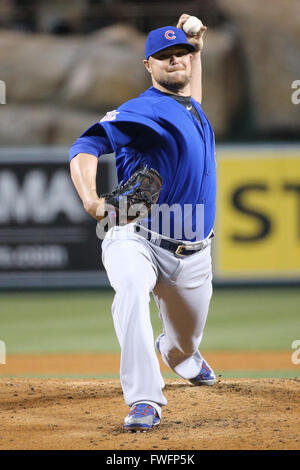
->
<box><xmin>0</xmin><ymin>145</ymin><xmax>299</xmax><ymax>289</ymax></box>
<box><xmin>214</xmin><ymin>145</ymin><xmax>300</xmax><ymax>285</ymax></box>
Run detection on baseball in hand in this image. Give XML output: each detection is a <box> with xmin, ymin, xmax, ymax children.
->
<box><xmin>182</xmin><ymin>16</ymin><xmax>203</xmax><ymax>36</ymax></box>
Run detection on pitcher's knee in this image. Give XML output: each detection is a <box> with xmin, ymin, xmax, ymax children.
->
<box><xmin>115</xmin><ymin>274</ymin><xmax>152</xmax><ymax>296</ymax></box>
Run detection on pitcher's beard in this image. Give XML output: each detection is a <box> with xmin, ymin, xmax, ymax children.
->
<box><xmin>157</xmin><ymin>74</ymin><xmax>190</xmax><ymax>94</ymax></box>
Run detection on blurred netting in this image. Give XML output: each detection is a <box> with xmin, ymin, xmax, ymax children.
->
<box><xmin>0</xmin><ymin>0</ymin><xmax>225</xmax><ymax>34</ymax></box>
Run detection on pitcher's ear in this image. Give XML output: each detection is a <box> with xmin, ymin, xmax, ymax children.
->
<box><xmin>143</xmin><ymin>59</ymin><xmax>151</xmax><ymax>74</ymax></box>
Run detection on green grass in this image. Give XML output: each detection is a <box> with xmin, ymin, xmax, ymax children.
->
<box><xmin>0</xmin><ymin>291</ymin><xmax>118</xmax><ymax>354</ymax></box>
<box><xmin>0</xmin><ymin>288</ymin><xmax>299</xmax><ymax>354</ymax></box>
<box><xmin>201</xmin><ymin>288</ymin><xmax>300</xmax><ymax>351</ymax></box>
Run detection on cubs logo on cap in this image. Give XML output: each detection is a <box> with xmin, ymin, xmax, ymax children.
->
<box><xmin>164</xmin><ymin>30</ymin><xmax>176</xmax><ymax>40</ymax></box>
<box><xmin>145</xmin><ymin>26</ymin><xmax>195</xmax><ymax>59</ymax></box>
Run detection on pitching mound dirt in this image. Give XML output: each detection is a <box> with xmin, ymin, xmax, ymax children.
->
<box><xmin>0</xmin><ymin>377</ymin><xmax>299</xmax><ymax>450</ymax></box>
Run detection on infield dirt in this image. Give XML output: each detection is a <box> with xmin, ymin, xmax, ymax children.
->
<box><xmin>0</xmin><ymin>352</ymin><xmax>299</xmax><ymax>450</ymax></box>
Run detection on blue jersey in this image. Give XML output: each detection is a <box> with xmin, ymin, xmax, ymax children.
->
<box><xmin>69</xmin><ymin>86</ymin><xmax>216</xmax><ymax>241</ymax></box>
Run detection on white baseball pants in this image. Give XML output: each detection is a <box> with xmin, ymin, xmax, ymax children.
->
<box><xmin>101</xmin><ymin>225</ymin><xmax>213</xmax><ymax>417</ymax></box>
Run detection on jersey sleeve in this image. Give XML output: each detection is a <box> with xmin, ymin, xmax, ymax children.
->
<box><xmin>99</xmin><ymin>101</ymin><xmax>166</xmax><ymax>150</ymax></box>
<box><xmin>69</xmin><ymin>125</ymin><xmax>113</xmax><ymax>161</ymax></box>
<box><xmin>69</xmin><ymin>97</ymin><xmax>165</xmax><ymax>160</ymax></box>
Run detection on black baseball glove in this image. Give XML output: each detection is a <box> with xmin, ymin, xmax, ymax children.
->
<box><xmin>100</xmin><ymin>165</ymin><xmax>163</xmax><ymax>225</ymax></box>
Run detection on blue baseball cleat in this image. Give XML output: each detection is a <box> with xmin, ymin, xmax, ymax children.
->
<box><xmin>189</xmin><ymin>359</ymin><xmax>216</xmax><ymax>386</ymax></box>
<box><xmin>124</xmin><ymin>403</ymin><xmax>160</xmax><ymax>432</ymax></box>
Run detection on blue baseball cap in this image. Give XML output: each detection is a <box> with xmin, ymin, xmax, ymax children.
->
<box><xmin>145</xmin><ymin>26</ymin><xmax>195</xmax><ymax>60</ymax></box>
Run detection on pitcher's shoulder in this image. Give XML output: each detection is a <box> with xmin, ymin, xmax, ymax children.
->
<box><xmin>118</xmin><ymin>91</ymin><xmax>161</xmax><ymax>116</ymax></box>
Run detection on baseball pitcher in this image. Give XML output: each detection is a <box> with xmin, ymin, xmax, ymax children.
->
<box><xmin>69</xmin><ymin>14</ymin><xmax>216</xmax><ymax>432</ymax></box>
